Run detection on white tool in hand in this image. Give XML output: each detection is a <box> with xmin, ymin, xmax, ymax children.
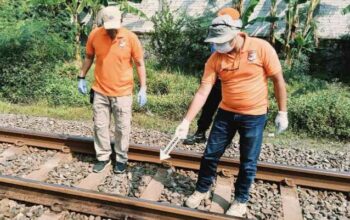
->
<box><xmin>160</xmin><ymin>135</ymin><xmax>181</xmax><ymax>160</ymax></box>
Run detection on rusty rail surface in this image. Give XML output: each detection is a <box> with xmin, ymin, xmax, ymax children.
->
<box><xmin>0</xmin><ymin>175</ymin><xmax>240</xmax><ymax>220</ymax></box>
<box><xmin>0</xmin><ymin>127</ymin><xmax>349</xmax><ymax>192</ymax></box>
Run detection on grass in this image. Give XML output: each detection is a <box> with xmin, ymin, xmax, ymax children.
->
<box><xmin>0</xmin><ymin>101</ymin><xmax>91</xmax><ymax>121</ymax></box>
<box><xmin>263</xmin><ymin>126</ymin><xmax>350</xmax><ymax>152</ymax></box>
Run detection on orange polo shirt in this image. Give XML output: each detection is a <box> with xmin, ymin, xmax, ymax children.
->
<box><xmin>202</xmin><ymin>32</ymin><xmax>282</xmax><ymax>115</ymax></box>
<box><xmin>86</xmin><ymin>27</ymin><xmax>143</xmax><ymax>96</ymax></box>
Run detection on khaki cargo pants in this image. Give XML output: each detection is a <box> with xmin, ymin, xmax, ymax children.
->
<box><xmin>93</xmin><ymin>92</ymin><xmax>132</xmax><ymax>163</ymax></box>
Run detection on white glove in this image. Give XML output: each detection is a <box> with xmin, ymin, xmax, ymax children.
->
<box><xmin>275</xmin><ymin>111</ymin><xmax>288</xmax><ymax>134</ymax></box>
<box><xmin>78</xmin><ymin>79</ymin><xmax>87</xmax><ymax>94</ymax></box>
<box><xmin>175</xmin><ymin>119</ymin><xmax>190</xmax><ymax>139</ymax></box>
<box><xmin>137</xmin><ymin>87</ymin><xmax>147</xmax><ymax>107</ymax></box>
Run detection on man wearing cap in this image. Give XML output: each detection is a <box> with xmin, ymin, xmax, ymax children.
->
<box><xmin>77</xmin><ymin>6</ymin><xmax>147</xmax><ymax>174</ymax></box>
<box><xmin>176</xmin><ymin>15</ymin><xmax>288</xmax><ymax>216</ymax></box>
<box><xmin>183</xmin><ymin>7</ymin><xmax>240</xmax><ymax>145</ymax></box>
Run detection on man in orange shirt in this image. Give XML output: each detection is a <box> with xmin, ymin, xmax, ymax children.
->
<box><xmin>176</xmin><ymin>15</ymin><xmax>288</xmax><ymax>216</ymax></box>
<box><xmin>77</xmin><ymin>6</ymin><xmax>147</xmax><ymax>174</ymax></box>
<box><xmin>184</xmin><ymin>8</ymin><xmax>240</xmax><ymax>145</ymax></box>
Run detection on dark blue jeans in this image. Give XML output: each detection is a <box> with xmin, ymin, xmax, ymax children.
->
<box><xmin>196</xmin><ymin>108</ymin><xmax>267</xmax><ymax>203</ymax></box>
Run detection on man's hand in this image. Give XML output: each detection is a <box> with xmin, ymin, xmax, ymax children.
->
<box><xmin>175</xmin><ymin>119</ymin><xmax>190</xmax><ymax>139</ymax></box>
<box><xmin>78</xmin><ymin>79</ymin><xmax>87</xmax><ymax>94</ymax></box>
<box><xmin>275</xmin><ymin>111</ymin><xmax>288</xmax><ymax>134</ymax></box>
<box><xmin>78</xmin><ymin>54</ymin><xmax>94</xmax><ymax>95</ymax></box>
<box><xmin>137</xmin><ymin>87</ymin><xmax>147</xmax><ymax>107</ymax></box>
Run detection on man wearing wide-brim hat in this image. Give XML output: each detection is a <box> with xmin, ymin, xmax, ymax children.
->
<box><xmin>175</xmin><ymin>14</ymin><xmax>288</xmax><ymax>217</ymax></box>
<box><xmin>183</xmin><ymin>7</ymin><xmax>241</xmax><ymax>146</ymax></box>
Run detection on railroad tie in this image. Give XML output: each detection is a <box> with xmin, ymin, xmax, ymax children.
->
<box><xmin>280</xmin><ymin>180</ymin><xmax>303</xmax><ymax>220</ymax></box>
<box><xmin>74</xmin><ymin>164</ymin><xmax>111</xmax><ymax>191</ymax></box>
<box><xmin>140</xmin><ymin>168</ymin><xmax>168</xmax><ymax>201</ymax></box>
<box><xmin>0</xmin><ymin>146</ymin><xmax>24</xmax><ymax>164</ymax></box>
<box><xmin>24</xmin><ymin>152</ymin><xmax>72</xmax><ymax>181</ymax></box>
<box><xmin>210</xmin><ymin>175</ymin><xmax>234</xmax><ymax>214</ymax></box>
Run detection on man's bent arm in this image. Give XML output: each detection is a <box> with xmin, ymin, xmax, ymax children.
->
<box><xmin>134</xmin><ymin>59</ymin><xmax>147</xmax><ymax>89</ymax></box>
<box><xmin>79</xmin><ymin>54</ymin><xmax>95</xmax><ymax>77</ymax></box>
<box><xmin>270</xmin><ymin>72</ymin><xmax>287</xmax><ymax>112</ymax></box>
<box><xmin>184</xmin><ymin>83</ymin><xmax>213</xmax><ymax>122</ymax></box>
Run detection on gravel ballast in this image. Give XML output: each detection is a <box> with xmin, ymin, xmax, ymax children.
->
<box><xmin>245</xmin><ymin>180</ymin><xmax>282</xmax><ymax>220</ymax></box>
<box><xmin>0</xmin><ymin>143</ymin><xmax>10</xmax><ymax>154</ymax></box>
<box><xmin>0</xmin><ymin>113</ymin><xmax>349</xmax><ymax>219</ymax></box>
<box><xmin>46</xmin><ymin>153</ymin><xmax>94</xmax><ymax>186</ymax></box>
<box><xmin>98</xmin><ymin>162</ymin><xmax>158</xmax><ymax>197</ymax></box>
<box><xmin>160</xmin><ymin>168</ymin><xmax>198</xmax><ymax>207</ymax></box>
<box><xmin>0</xmin><ymin>146</ymin><xmax>56</xmax><ymax>177</ymax></box>
<box><xmin>0</xmin><ymin>198</ymin><xmax>108</xmax><ymax>220</ymax></box>
<box><xmin>298</xmin><ymin>188</ymin><xmax>350</xmax><ymax>220</ymax></box>
<box><xmin>0</xmin><ymin>198</ymin><xmax>48</xmax><ymax>220</ymax></box>
<box><xmin>0</xmin><ymin>113</ymin><xmax>349</xmax><ymax>172</ymax></box>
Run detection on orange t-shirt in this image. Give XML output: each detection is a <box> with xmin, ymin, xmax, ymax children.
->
<box><xmin>202</xmin><ymin>32</ymin><xmax>282</xmax><ymax>115</ymax></box>
<box><xmin>86</xmin><ymin>27</ymin><xmax>144</xmax><ymax>96</ymax></box>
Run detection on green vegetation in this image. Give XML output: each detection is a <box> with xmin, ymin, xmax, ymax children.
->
<box><xmin>288</xmin><ymin>86</ymin><xmax>350</xmax><ymax>139</ymax></box>
<box><xmin>0</xmin><ymin>1</ymin><xmax>76</xmax><ymax>104</ymax></box>
<box><xmin>150</xmin><ymin>3</ymin><xmax>214</xmax><ymax>73</ymax></box>
<box><xmin>133</xmin><ymin>62</ymin><xmax>198</xmax><ymax>120</ymax></box>
<box><xmin>266</xmin><ymin>56</ymin><xmax>350</xmax><ymax>140</ymax></box>
<box><xmin>342</xmin><ymin>4</ymin><xmax>350</xmax><ymax>15</ymax></box>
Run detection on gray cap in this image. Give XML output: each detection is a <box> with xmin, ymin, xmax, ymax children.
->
<box><xmin>205</xmin><ymin>15</ymin><xmax>242</xmax><ymax>44</ymax></box>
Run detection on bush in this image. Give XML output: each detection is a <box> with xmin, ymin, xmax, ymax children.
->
<box><xmin>288</xmin><ymin>85</ymin><xmax>350</xmax><ymax>140</ymax></box>
<box><xmin>283</xmin><ymin>54</ymin><xmax>328</xmax><ymax>97</ymax></box>
<box><xmin>0</xmin><ymin>20</ymin><xmax>74</xmax><ymax>103</ymax></box>
<box><xmin>266</xmin><ymin>55</ymin><xmax>350</xmax><ymax>140</ymax></box>
<box><xmin>0</xmin><ymin>0</ymin><xmax>75</xmax><ymax>104</ymax></box>
<box><xmin>150</xmin><ymin>4</ymin><xmax>214</xmax><ymax>73</ymax></box>
<box><xmin>44</xmin><ymin>70</ymin><xmax>89</xmax><ymax>107</ymax></box>
<box><xmin>133</xmin><ymin>62</ymin><xmax>198</xmax><ymax>120</ymax></box>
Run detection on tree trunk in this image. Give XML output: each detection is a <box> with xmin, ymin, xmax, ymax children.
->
<box><xmin>269</xmin><ymin>0</ymin><xmax>277</xmax><ymax>46</ymax></box>
<box><xmin>74</xmin><ymin>13</ymin><xmax>82</xmax><ymax>64</ymax></box>
<box><xmin>303</xmin><ymin>0</ymin><xmax>320</xmax><ymax>37</ymax></box>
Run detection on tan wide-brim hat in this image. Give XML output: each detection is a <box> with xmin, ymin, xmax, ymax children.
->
<box><xmin>102</xmin><ymin>6</ymin><xmax>121</xmax><ymax>29</ymax></box>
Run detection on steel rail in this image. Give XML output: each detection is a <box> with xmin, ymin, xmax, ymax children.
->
<box><xmin>0</xmin><ymin>175</ymin><xmax>240</xmax><ymax>220</ymax></box>
<box><xmin>0</xmin><ymin>127</ymin><xmax>349</xmax><ymax>192</ymax></box>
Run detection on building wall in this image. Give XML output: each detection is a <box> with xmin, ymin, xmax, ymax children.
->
<box><xmin>122</xmin><ymin>0</ymin><xmax>350</xmax><ymax>39</ymax></box>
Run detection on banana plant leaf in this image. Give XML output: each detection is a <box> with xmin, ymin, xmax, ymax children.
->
<box><xmin>118</xmin><ymin>0</ymin><xmax>148</xmax><ymax>19</ymax></box>
<box><xmin>342</xmin><ymin>5</ymin><xmax>350</xmax><ymax>15</ymax></box>
<box><xmin>241</xmin><ymin>0</ymin><xmax>260</xmax><ymax>27</ymax></box>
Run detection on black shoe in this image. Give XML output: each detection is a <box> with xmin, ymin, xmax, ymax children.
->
<box><xmin>93</xmin><ymin>160</ymin><xmax>111</xmax><ymax>173</ymax></box>
<box><xmin>183</xmin><ymin>131</ymin><xmax>206</xmax><ymax>145</ymax></box>
<box><xmin>114</xmin><ymin>162</ymin><xmax>127</xmax><ymax>174</ymax></box>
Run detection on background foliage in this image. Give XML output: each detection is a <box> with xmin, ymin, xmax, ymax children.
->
<box><xmin>149</xmin><ymin>4</ymin><xmax>214</xmax><ymax>73</ymax></box>
<box><xmin>0</xmin><ymin>0</ymin><xmax>349</xmax><ymax>140</ymax></box>
<box><xmin>0</xmin><ymin>1</ymin><xmax>78</xmax><ymax>104</ymax></box>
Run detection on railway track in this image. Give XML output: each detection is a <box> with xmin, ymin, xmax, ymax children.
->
<box><xmin>0</xmin><ymin>127</ymin><xmax>349</xmax><ymax>220</ymax></box>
